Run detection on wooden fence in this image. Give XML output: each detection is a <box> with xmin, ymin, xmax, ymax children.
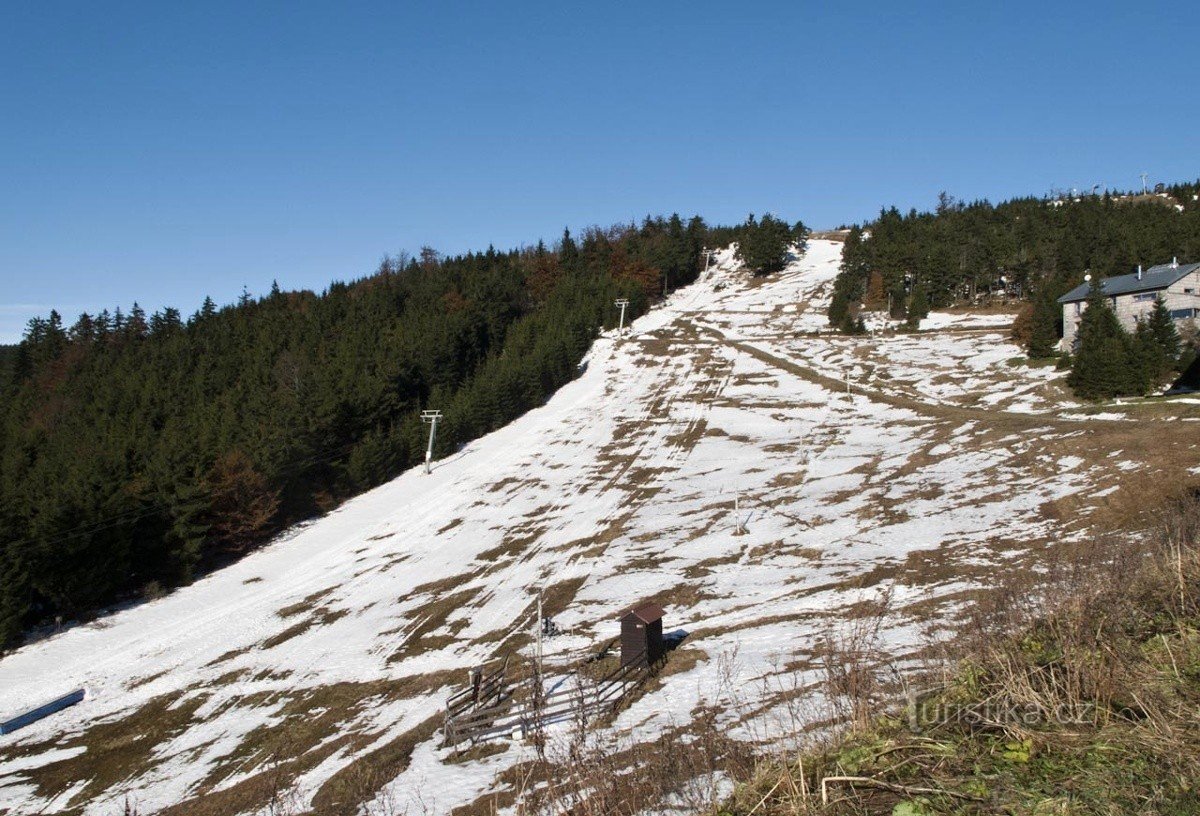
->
<box><xmin>443</xmin><ymin>650</ymin><xmax>662</xmax><ymax>747</ymax></box>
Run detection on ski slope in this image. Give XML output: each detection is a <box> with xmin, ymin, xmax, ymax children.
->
<box><xmin>0</xmin><ymin>240</ymin><xmax>1194</xmax><ymax>816</ymax></box>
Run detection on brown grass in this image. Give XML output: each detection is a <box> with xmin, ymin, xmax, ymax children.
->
<box><xmin>308</xmin><ymin>713</ymin><xmax>442</xmax><ymax>815</ymax></box>
<box><xmin>6</xmin><ymin>692</ymin><xmax>208</xmax><ymax>813</ymax></box>
<box><xmin>276</xmin><ymin>587</ymin><xmax>336</xmax><ymax>619</ymax></box>
<box><xmin>158</xmin><ymin>671</ymin><xmax>459</xmax><ymax>816</ymax></box>
<box><xmin>260</xmin><ymin>606</ymin><xmax>349</xmax><ymax>649</ymax></box>
<box><xmin>386</xmin><ymin>588</ymin><xmax>476</xmax><ymax>663</ymax></box>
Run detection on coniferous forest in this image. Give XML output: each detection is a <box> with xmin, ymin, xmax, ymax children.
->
<box><xmin>0</xmin><ymin>215</ymin><xmax>740</xmax><ymax>647</ymax></box>
<box><xmin>829</xmin><ymin>180</ymin><xmax>1200</xmax><ymax>396</ymax></box>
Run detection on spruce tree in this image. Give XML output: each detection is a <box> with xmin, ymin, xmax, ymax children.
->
<box><xmin>559</xmin><ymin>228</ymin><xmax>579</xmax><ymax>272</ymax></box>
<box><xmin>1068</xmin><ymin>285</ymin><xmax>1137</xmax><ymax>399</ymax></box>
<box><xmin>1132</xmin><ymin>320</ymin><xmax>1162</xmax><ymax>393</ymax></box>
<box><xmin>905</xmin><ymin>285</ymin><xmax>930</xmax><ymax>329</ymax></box>
<box><xmin>1146</xmin><ymin>297</ymin><xmax>1181</xmax><ymax>367</ymax></box>
<box><xmin>1027</xmin><ymin>292</ymin><xmax>1061</xmax><ymax>358</ymax></box>
<box><xmin>829</xmin><ymin>292</ymin><xmax>850</xmax><ymax>328</ymax></box>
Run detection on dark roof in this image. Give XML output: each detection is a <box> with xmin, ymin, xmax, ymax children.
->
<box><xmin>620</xmin><ymin>602</ymin><xmax>664</xmax><ymax>623</ymax></box>
<box><xmin>1058</xmin><ymin>262</ymin><xmax>1199</xmax><ymax>304</ymax></box>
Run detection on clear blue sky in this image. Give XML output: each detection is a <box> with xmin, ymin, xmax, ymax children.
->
<box><xmin>2</xmin><ymin>1</ymin><xmax>1197</xmax><ymax>342</ymax></box>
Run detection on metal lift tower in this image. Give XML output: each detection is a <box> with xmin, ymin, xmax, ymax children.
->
<box><xmin>614</xmin><ymin>299</ymin><xmax>630</xmax><ymax>334</ymax></box>
<box><xmin>421</xmin><ymin>410</ymin><xmax>442</xmax><ymax>474</ymax></box>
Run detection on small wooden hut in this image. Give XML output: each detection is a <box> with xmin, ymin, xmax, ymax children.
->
<box><xmin>619</xmin><ymin>602</ymin><xmax>664</xmax><ymax>667</ymax></box>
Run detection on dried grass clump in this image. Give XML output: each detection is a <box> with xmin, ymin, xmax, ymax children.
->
<box><xmin>719</xmin><ymin>489</ymin><xmax>1200</xmax><ymax>815</ymax></box>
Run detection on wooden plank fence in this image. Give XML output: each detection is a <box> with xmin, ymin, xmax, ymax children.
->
<box><xmin>443</xmin><ymin>650</ymin><xmax>663</xmax><ymax>747</ymax></box>
<box><xmin>445</xmin><ymin>655</ymin><xmax>511</xmax><ymax>720</ymax></box>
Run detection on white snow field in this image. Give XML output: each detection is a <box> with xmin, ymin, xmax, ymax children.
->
<box><xmin>1</xmin><ymin>240</ymin><xmax>1197</xmax><ymax>816</ymax></box>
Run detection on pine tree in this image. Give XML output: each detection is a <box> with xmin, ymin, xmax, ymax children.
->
<box><xmin>1068</xmin><ymin>285</ymin><xmax>1138</xmax><ymax>399</ymax></box>
<box><xmin>127</xmin><ymin>302</ymin><xmax>148</xmax><ymax>339</ymax></box>
<box><xmin>828</xmin><ymin>292</ymin><xmax>850</xmax><ymax>328</ymax></box>
<box><xmin>1027</xmin><ymin>292</ymin><xmax>1061</xmax><ymax>358</ymax></box>
<box><xmin>791</xmin><ymin>220</ymin><xmax>809</xmax><ymax>252</ymax></box>
<box><xmin>94</xmin><ymin>309</ymin><xmax>112</xmax><ymax>339</ymax></box>
<box><xmin>1146</xmin><ymin>297</ymin><xmax>1181</xmax><ymax>367</ymax></box>
<box><xmin>559</xmin><ymin>228</ymin><xmax>579</xmax><ymax>272</ymax></box>
<box><xmin>905</xmin><ymin>286</ymin><xmax>930</xmax><ymax>329</ymax></box>
<box><xmin>1132</xmin><ymin>320</ymin><xmax>1166</xmax><ymax>392</ymax></box>
<box><xmin>69</xmin><ymin>313</ymin><xmax>96</xmax><ymax>344</ymax></box>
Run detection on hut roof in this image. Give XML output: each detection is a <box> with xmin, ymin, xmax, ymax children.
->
<box><xmin>1057</xmin><ymin>262</ymin><xmax>1198</xmax><ymax>304</ymax></box>
<box><xmin>621</xmin><ymin>602</ymin><xmax>664</xmax><ymax>624</ymax></box>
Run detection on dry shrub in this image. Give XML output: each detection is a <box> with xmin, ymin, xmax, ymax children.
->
<box><xmin>946</xmin><ymin>491</ymin><xmax>1200</xmax><ymax>736</ymax></box>
<box><xmin>715</xmin><ymin>490</ymin><xmax>1200</xmax><ymax>815</ymax></box>
<box><xmin>514</xmin><ymin>707</ymin><xmax>755</xmax><ymax>816</ymax></box>
<box><xmin>817</xmin><ymin>587</ymin><xmax>896</xmax><ymax>732</ymax></box>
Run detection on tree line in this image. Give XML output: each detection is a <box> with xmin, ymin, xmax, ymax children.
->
<box><xmin>0</xmin><ymin>212</ymin><xmax>765</xmax><ymax>647</ymax></box>
<box><xmin>828</xmin><ymin>181</ymin><xmax>1200</xmax><ymax>396</ymax></box>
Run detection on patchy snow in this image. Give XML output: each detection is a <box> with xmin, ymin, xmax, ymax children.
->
<box><xmin>919</xmin><ymin>311</ymin><xmax>1020</xmax><ymax>331</ymax></box>
<box><xmin>0</xmin><ymin>240</ymin><xmax>1175</xmax><ymax>815</ymax></box>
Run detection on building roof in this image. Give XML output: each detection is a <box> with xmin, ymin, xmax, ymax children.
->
<box><xmin>620</xmin><ymin>602</ymin><xmax>664</xmax><ymax>624</ymax></box>
<box><xmin>1058</xmin><ymin>261</ymin><xmax>1199</xmax><ymax>304</ymax></box>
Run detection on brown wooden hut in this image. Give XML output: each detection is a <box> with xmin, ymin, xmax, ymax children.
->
<box><xmin>619</xmin><ymin>602</ymin><xmax>664</xmax><ymax>667</ymax></box>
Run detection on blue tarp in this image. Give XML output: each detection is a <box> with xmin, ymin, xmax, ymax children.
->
<box><xmin>0</xmin><ymin>689</ymin><xmax>86</xmax><ymax>735</ymax></box>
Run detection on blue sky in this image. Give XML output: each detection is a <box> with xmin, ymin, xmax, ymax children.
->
<box><xmin>1</xmin><ymin>1</ymin><xmax>1197</xmax><ymax>342</ymax></box>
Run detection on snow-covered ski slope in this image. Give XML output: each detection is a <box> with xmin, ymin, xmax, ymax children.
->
<box><xmin>1</xmin><ymin>240</ymin><xmax>1197</xmax><ymax>815</ymax></box>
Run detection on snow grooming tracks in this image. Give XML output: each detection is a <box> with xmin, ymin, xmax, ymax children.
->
<box><xmin>1</xmin><ymin>241</ymin><xmax>1197</xmax><ymax>815</ymax></box>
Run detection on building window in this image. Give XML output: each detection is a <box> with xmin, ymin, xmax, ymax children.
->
<box><xmin>1074</xmin><ymin>302</ymin><xmax>1081</xmax><ymax>315</ymax></box>
<box><xmin>1169</xmin><ymin>308</ymin><xmax>1198</xmax><ymax>320</ymax></box>
<box><xmin>1186</xmin><ymin>288</ymin><xmax>1196</xmax><ymax>294</ymax></box>
<box><xmin>1132</xmin><ymin>293</ymin><xmax>1157</xmax><ymax>302</ymax></box>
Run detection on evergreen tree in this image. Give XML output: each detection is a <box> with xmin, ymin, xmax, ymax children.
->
<box><xmin>559</xmin><ymin>228</ymin><xmax>578</xmax><ymax>272</ymax></box>
<box><xmin>828</xmin><ymin>291</ymin><xmax>850</xmax><ymax>328</ymax></box>
<box><xmin>1146</xmin><ymin>297</ymin><xmax>1181</xmax><ymax>368</ymax></box>
<box><xmin>69</xmin><ymin>313</ymin><xmax>96</xmax><ymax>344</ymax></box>
<box><xmin>126</xmin><ymin>302</ymin><xmax>148</xmax><ymax>339</ymax></box>
<box><xmin>94</xmin><ymin>309</ymin><xmax>112</xmax><ymax>339</ymax></box>
<box><xmin>905</xmin><ymin>285</ymin><xmax>930</xmax><ymax>329</ymax></box>
<box><xmin>1133</xmin><ymin>320</ymin><xmax>1165</xmax><ymax>392</ymax></box>
<box><xmin>791</xmin><ymin>220</ymin><xmax>809</xmax><ymax>252</ymax></box>
<box><xmin>199</xmin><ymin>296</ymin><xmax>217</xmax><ymax>320</ymax></box>
<box><xmin>1068</xmin><ymin>284</ymin><xmax>1140</xmax><ymax>399</ymax></box>
<box><xmin>1027</xmin><ymin>292</ymin><xmax>1061</xmax><ymax>358</ymax></box>
<box><xmin>735</xmin><ymin>213</ymin><xmax>792</xmax><ymax>275</ymax></box>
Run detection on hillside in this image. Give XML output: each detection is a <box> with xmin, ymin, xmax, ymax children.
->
<box><xmin>0</xmin><ymin>241</ymin><xmax>1198</xmax><ymax>815</ymax></box>
<box><xmin>0</xmin><ymin>217</ymin><xmax>708</xmax><ymax>646</ymax></box>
